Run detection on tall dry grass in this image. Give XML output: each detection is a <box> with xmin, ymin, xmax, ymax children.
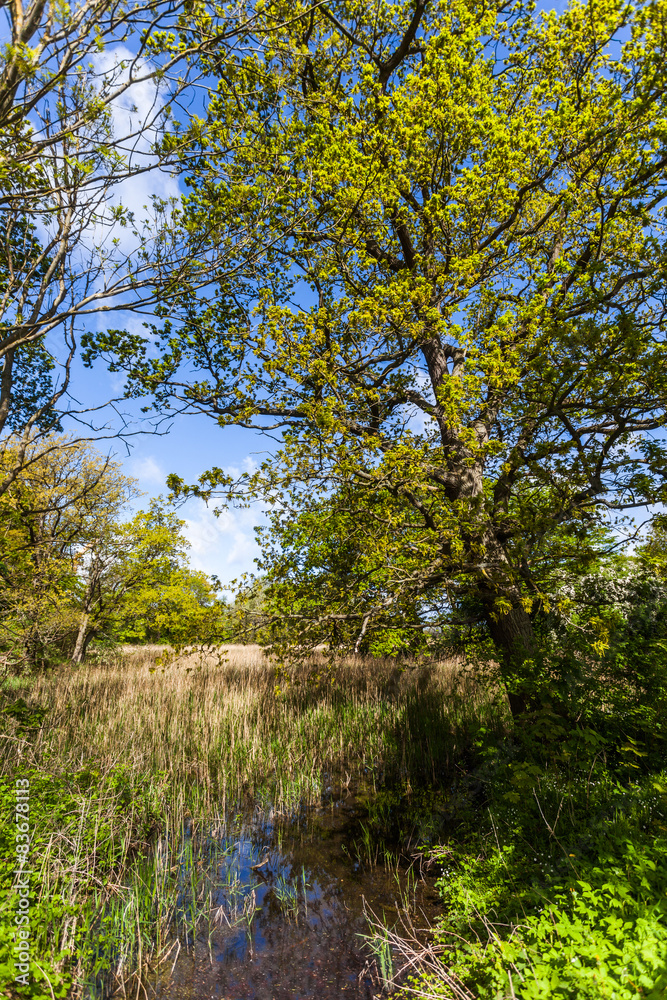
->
<box><xmin>0</xmin><ymin>646</ymin><xmax>503</xmax><ymax>998</ymax></box>
<box><xmin>4</xmin><ymin>645</ymin><xmax>497</xmax><ymax>810</ymax></box>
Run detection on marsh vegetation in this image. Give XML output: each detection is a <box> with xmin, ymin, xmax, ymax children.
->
<box><xmin>0</xmin><ymin>645</ymin><xmax>493</xmax><ymax>998</ymax></box>
<box><xmin>2</xmin><ymin>637</ymin><xmax>667</xmax><ymax>1000</ymax></box>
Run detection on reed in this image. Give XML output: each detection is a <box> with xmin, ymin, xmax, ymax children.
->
<box><xmin>4</xmin><ymin>645</ymin><xmax>497</xmax><ymax>807</ymax></box>
<box><xmin>0</xmin><ymin>645</ymin><xmax>503</xmax><ymax>998</ymax></box>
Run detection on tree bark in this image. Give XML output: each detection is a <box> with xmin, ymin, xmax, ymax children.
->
<box><xmin>482</xmin><ymin>595</ymin><xmax>535</xmax><ymax>717</ymax></box>
<box><xmin>421</xmin><ymin>335</ymin><xmax>537</xmax><ymax>716</ymax></box>
<box><xmin>71</xmin><ymin>612</ymin><xmax>89</xmax><ymax>665</ymax></box>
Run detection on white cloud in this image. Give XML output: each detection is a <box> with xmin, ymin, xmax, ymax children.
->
<box><xmin>223</xmin><ymin>453</ymin><xmax>261</xmax><ymax>481</ymax></box>
<box><xmin>182</xmin><ymin>502</ymin><xmax>263</xmax><ymax>584</ymax></box>
<box><xmin>128</xmin><ymin>455</ymin><xmax>165</xmax><ymax>485</ymax></box>
<box><xmin>118</xmin><ymin>443</ymin><xmax>268</xmax><ymax>586</ymax></box>
<box><xmin>86</xmin><ymin>47</ymin><xmax>181</xmax><ymax>256</ymax></box>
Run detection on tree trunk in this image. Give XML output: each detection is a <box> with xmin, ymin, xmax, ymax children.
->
<box><xmin>71</xmin><ymin>612</ymin><xmax>89</xmax><ymax>664</ymax></box>
<box><xmin>420</xmin><ymin>335</ymin><xmax>537</xmax><ymax>717</ymax></box>
<box><xmin>24</xmin><ymin>631</ymin><xmax>41</xmax><ymax>672</ymax></box>
<box><xmin>82</xmin><ymin>629</ymin><xmax>95</xmax><ymax>659</ymax></box>
<box><xmin>482</xmin><ymin>595</ymin><xmax>535</xmax><ymax>717</ymax></box>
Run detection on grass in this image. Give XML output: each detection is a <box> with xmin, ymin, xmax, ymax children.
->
<box><xmin>6</xmin><ymin>644</ymin><xmax>493</xmax><ymax>810</ymax></box>
<box><xmin>0</xmin><ymin>644</ymin><xmax>501</xmax><ymax>999</ymax></box>
<box><xmin>3</xmin><ymin>642</ymin><xmax>667</xmax><ymax>1000</ymax></box>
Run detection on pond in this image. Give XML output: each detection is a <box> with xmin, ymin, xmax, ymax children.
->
<box><xmin>133</xmin><ymin>784</ymin><xmax>446</xmax><ymax>1000</ymax></box>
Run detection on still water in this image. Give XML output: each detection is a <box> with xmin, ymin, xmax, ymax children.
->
<box><xmin>144</xmin><ymin>787</ymin><xmax>444</xmax><ymax>999</ymax></box>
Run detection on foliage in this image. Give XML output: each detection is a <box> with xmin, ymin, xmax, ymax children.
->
<box><xmin>87</xmin><ymin>0</ymin><xmax>667</xmax><ymax>705</ymax></box>
<box><xmin>397</xmin><ymin>648</ymin><xmax>667</xmax><ymax>999</ymax></box>
<box><xmin>0</xmin><ymin>763</ymin><xmax>165</xmax><ymax>999</ymax></box>
<box><xmin>0</xmin><ymin>0</ymin><xmax>248</xmax><ymax>492</ymax></box>
<box><xmin>251</xmin><ymin>485</ymin><xmax>435</xmax><ymax>655</ymax></box>
<box><xmin>536</xmin><ymin>565</ymin><xmax>667</xmax><ymax>734</ymax></box>
<box><xmin>420</xmin><ymin>830</ymin><xmax>667</xmax><ymax>999</ymax></box>
<box><xmin>639</xmin><ymin>517</ymin><xmax>667</xmax><ymax>580</ymax></box>
<box><xmin>243</xmin><ymin>483</ymin><xmax>627</xmax><ymax>662</ymax></box>
<box><xmin>0</xmin><ymin>439</ymin><xmax>226</xmax><ymax>667</ymax></box>
<box><xmin>0</xmin><ymin>437</ymin><xmax>139</xmax><ymax>668</ymax></box>
<box><xmin>110</xmin><ymin>507</ymin><xmax>231</xmax><ymax>647</ymax></box>
<box><xmin>0</xmin><ymin>773</ymin><xmax>74</xmax><ymax>999</ymax></box>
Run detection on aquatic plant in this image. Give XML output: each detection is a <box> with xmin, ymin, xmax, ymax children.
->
<box><xmin>359</xmin><ymin>916</ymin><xmax>396</xmax><ymax>994</ymax></box>
<box><xmin>273</xmin><ymin>874</ymin><xmax>300</xmax><ymax>922</ymax></box>
<box><xmin>0</xmin><ymin>645</ymin><xmax>486</xmax><ymax>997</ymax></box>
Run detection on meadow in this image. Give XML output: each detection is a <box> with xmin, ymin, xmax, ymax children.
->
<box><xmin>0</xmin><ymin>645</ymin><xmax>499</xmax><ymax>999</ymax></box>
<box><xmin>2</xmin><ymin>644</ymin><xmax>667</xmax><ymax>1000</ymax></box>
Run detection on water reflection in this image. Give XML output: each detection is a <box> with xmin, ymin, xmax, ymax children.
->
<box><xmin>146</xmin><ymin>790</ymin><xmax>443</xmax><ymax>999</ymax></box>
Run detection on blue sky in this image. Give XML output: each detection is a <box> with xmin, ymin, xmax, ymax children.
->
<box><xmin>65</xmin><ymin>345</ymin><xmax>269</xmax><ymax>589</ymax></box>
<box><xmin>122</xmin><ymin>416</ymin><xmax>268</xmax><ymax>588</ymax></box>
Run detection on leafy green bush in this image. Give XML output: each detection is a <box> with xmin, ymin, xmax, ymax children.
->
<box><xmin>0</xmin><ymin>775</ymin><xmax>75</xmax><ymax>998</ymax></box>
<box><xmin>404</xmin><ymin>677</ymin><xmax>667</xmax><ymax>1000</ymax></box>
<box><xmin>426</xmin><ymin>832</ymin><xmax>667</xmax><ymax>1000</ymax></box>
<box><xmin>539</xmin><ymin>568</ymin><xmax>667</xmax><ymax>739</ymax></box>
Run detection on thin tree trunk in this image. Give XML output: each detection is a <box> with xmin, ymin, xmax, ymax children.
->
<box><xmin>477</xmin><ymin>530</ymin><xmax>538</xmax><ymax>717</ymax></box>
<box><xmin>354</xmin><ymin>613</ymin><xmax>370</xmax><ymax>655</ymax></box>
<box><xmin>71</xmin><ymin>612</ymin><xmax>89</xmax><ymax>664</ymax></box>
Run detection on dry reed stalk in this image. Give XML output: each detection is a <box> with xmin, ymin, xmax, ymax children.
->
<box><xmin>0</xmin><ymin>646</ymin><xmax>504</xmax><ymax>999</ymax></box>
<box><xmin>1</xmin><ymin>648</ymin><xmax>497</xmax><ymax>807</ymax></box>
<box><xmin>362</xmin><ymin>900</ymin><xmax>477</xmax><ymax>1000</ymax></box>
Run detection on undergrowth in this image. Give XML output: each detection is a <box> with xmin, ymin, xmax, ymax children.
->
<box><xmin>395</xmin><ymin>699</ymin><xmax>667</xmax><ymax>999</ymax></box>
<box><xmin>0</xmin><ymin>645</ymin><xmax>485</xmax><ymax>998</ymax></box>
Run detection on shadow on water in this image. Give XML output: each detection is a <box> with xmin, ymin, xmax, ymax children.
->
<box><xmin>116</xmin><ymin>783</ymin><xmax>448</xmax><ymax>1000</ymax></box>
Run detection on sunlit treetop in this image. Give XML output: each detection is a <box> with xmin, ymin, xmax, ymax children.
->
<box><xmin>86</xmin><ymin>0</ymin><xmax>667</xmax><ymax>706</ymax></box>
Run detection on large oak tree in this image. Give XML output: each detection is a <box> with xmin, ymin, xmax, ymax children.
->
<box><xmin>90</xmin><ymin>0</ymin><xmax>667</xmax><ymax>711</ymax></box>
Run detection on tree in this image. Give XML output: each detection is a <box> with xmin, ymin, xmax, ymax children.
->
<box><xmin>251</xmin><ymin>476</ymin><xmax>616</xmax><ymax>659</ymax></box>
<box><xmin>0</xmin><ymin>0</ymin><xmax>260</xmax><ymax>493</ymax></box>
<box><xmin>0</xmin><ymin>440</ymin><xmax>227</xmax><ymax>666</ymax></box>
<box><xmin>253</xmin><ymin>481</ymin><xmax>441</xmax><ymax>656</ymax></box>
<box><xmin>88</xmin><ymin>0</ymin><xmax>667</xmax><ymax>712</ymax></box>
<box><xmin>0</xmin><ymin>436</ymin><xmax>139</xmax><ymax>667</ymax></box>
<box><xmin>106</xmin><ymin>503</ymin><xmax>229</xmax><ymax>649</ymax></box>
